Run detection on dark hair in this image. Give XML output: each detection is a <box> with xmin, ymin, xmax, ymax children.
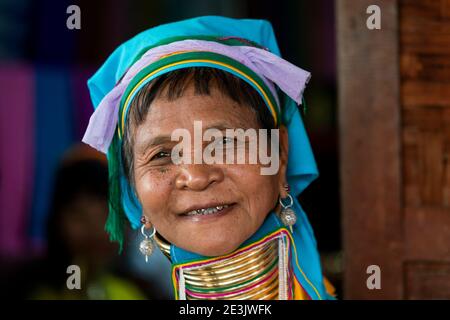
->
<box><xmin>122</xmin><ymin>67</ymin><xmax>276</xmax><ymax>186</ymax></box>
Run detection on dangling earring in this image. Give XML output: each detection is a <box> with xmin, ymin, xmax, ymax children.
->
<box><xmin>279</xmin><ymin>193</ymin><xmax>297</xmax><ymax>232</ymax></box>
<box><xmin>140</xmin><ymin>223</ymin><xmax>156</xmax><ymax>263</ymax></box>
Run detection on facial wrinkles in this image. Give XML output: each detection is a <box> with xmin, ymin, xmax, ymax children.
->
<box><xmin>129</xmin><ymin>82</ymin><xmax>284</xmax><ymax>256</ymax></box>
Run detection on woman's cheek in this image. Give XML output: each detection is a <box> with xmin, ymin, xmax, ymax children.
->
<box><xmin>226</xmin><ymin>163</ymin><xmax>279</xmax><ymax>207</ymax></box>
<box><xmin>136</xmin><ymin>167</ymin><xmax>174</xmax><ymax>215</ymax></box>
<box><xmin>229</xmin><ymin>163</ymin><xmax>278</xmax><ymax>189</ymax></box>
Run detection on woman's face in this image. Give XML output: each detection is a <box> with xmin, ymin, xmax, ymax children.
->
<box><xmin>132</xmin><ymin>82</ymin><xmax>289</xmax><ymax>256</ymax></box>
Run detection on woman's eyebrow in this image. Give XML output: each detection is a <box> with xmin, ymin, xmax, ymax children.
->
<box><xmin>136</xmin><ymin>135</ymin><xmax>173</xmax><ymax>155</ymax></box>
<box><xmin>204</xmin><ymin>123</ymin><xmax>232</xmax><ymax>131</ymax></box>
<box><xmin>204</xmin><ymin>122</ymin><xmax>250</xmax><ymax>131</ymax></box>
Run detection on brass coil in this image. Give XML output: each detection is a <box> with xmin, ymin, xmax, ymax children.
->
<box><xmin>154</xmin><ymin>232</ymin><xmax>282</xmax><ymax>300</ymax></box>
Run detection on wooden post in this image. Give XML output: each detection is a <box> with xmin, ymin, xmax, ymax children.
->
<box><xmin>337</xmin><ymin>0</ymin><xmax>403</xmax><ymax>299</ymax></box>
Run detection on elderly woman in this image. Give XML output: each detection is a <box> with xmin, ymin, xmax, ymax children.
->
<box><xmin>83</xmin><ymin>16</ymin><xmax>335</xmax><ymax>300</ymax></box>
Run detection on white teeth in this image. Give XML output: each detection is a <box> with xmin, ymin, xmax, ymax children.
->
<box><xmin>186</xmin><ymin>204</ymin><xmax>229</xmax><ymax>216</ymax></box>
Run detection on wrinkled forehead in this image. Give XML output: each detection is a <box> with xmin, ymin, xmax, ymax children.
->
<box><xmin>132</xmin><ymin>82</ymin><xmax>264</xmax><ymax>151</ymax></box>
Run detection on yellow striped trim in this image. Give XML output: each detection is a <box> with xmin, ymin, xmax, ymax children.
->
<box><xmin>119</xmin><ymin>58</ymin><xmax>278</xmax><ymax>138</ymax></box>
<box><xmin>285</xmin><ymin>230</ymin><xmax>323</xmax><ymax>300</ymax></box>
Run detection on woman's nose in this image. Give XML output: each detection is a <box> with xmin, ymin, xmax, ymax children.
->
<box><xmin>175</xmin><ymin>164</ymin><xmax>224</xmax><ymax>190</ymax></box>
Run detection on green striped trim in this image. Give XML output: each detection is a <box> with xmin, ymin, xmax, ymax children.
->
<box><xmin>118</xmin><ymin>51</ymin><xmax>280</xmax><ymax>138</ymax></box>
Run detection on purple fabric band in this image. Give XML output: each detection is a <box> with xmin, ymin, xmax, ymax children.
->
<box><xmin>82</xmin><ymin>40</ymin><xmax>311</xmax><ymax>153</ymax></box>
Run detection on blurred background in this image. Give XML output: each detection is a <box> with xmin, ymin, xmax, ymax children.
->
<box><xmin>0</xmin><ymin>0</ymin><xmax>340</xmax><ymax>299</ymax></box>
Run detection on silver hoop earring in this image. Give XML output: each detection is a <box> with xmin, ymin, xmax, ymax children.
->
<box><xmin>279</xmin><ymin>193</ymin><xmax>297</xmax><ymax>230</ymax></box>
<box><xmin>140</xmin><ymin>224</ymin><xmax>156</xmax><ymax>263</ymax></box>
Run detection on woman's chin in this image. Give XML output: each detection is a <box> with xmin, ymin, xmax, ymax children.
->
<box><xmin>176</xmin><ymin>236</ymin><xmax>243</xmax><ymax>257</ymax></box>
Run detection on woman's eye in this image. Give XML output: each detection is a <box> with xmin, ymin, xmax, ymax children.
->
<box><xmin>151</xmin><ymin>151</ymin><xmax>170</xmax><ymax>161</ymax></box>
<box><xmin>221</xmin><ymin>137</ymin><xmax>234</xmax><ymax>145</ymax></box>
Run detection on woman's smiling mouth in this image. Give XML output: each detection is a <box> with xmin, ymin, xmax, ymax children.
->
<box><xmin>179</xmin><ymin>203</ymin><xmax>237</xmax><ymax>221</ymax></box>
<box><xmin>185</xmin><ymin>204</ymin><xmax>230</xmax><ymax>216</ymax></box>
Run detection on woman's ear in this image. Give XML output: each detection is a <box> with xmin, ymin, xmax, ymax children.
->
<box><xmin>144</xmin><ymin>221</ymin><xmax>153</xmax><ymax>229</ymax></box>
<box><xmin>141</xmin><ymin>215</ymin><xmax>153</xmax><ymax>230</ymax></box>
<box><xmin>278</xmin><ymin>125</ymin><xmax>289</xmax><ymax>198</ymax></box>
